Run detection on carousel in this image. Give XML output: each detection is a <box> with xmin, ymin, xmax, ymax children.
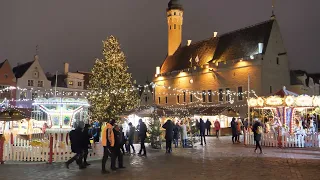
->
<box><xmin>247</xmin><ymin>87</ymin><xmax>320</xmax><ymax>147</ymax></box>
<box><xmin>32</xmin><ymin>97</ymin><xmax>90</xmax><ymax>133</ymax></box>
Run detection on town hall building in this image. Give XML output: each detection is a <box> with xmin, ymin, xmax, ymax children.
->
<box><xmin>153</xmin><ymin>0</ymin><xmax>316</xmax><ymax>116</ymax></box>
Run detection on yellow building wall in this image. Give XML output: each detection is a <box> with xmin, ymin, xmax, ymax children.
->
<box><xmin>167</xmin><ymin>9</ymin><xmax>183</xmax><ymax>56</ymax></box>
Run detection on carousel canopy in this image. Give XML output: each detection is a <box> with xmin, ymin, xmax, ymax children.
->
<box><xmin>0</xmin><ymin>108</ymin><xmax>29</xmax><ymax>121</ymax></box>
<box><xmin>274</xmin><ymin>86</ymin><xmax>298</xmax><ymax>97</ymax></box>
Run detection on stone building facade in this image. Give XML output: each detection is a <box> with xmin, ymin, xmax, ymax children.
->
<box><xmin>153</xmin><ymin>0</ymin><xmax>291</xmax><ymax>116</ymax></box>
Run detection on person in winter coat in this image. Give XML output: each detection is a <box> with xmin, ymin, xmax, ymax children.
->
<box><xmin>199</xmin><ymin>118</ymin><xmax>206</xmax><ymax>145</ymax></box>
<box><xmin>138</xmin><ymin>119</ymin><xmax>147</xmax><ymax>156</ymax></box>
<box><xmin>82</xmin><ymin>123</ymin><xmax>92</xmax><ymax>166</ymax></box>
<box><xmin>231</xmin><ymin>117</ymin><xmax>237</xmax><ymax>144</ymax></box>
<box><xmin>162</xmin><ymin>119</ymin><xmax>174</xmax><ymax>153</ymax></box>
<box><xmin>127</xmin><ymin>122</ymin><xmax>136</xmax><ymax>154</ymax></box>
<box><xmin>181</xmin><ymin>121</ymin><xmax>188</xmax><ymax>148</ymax></box>
<box><xmin>101</xmin><ymin>119</ymin><xmax>116</xmax><ymax>173</ymax></box>
<box><xmin>113</xmin><ymin>125</ymin><xmax>125</xmax><ymax>169</ymax></box>
<box><xmin>66</xmin><ymin>122</ymin><xmax>85</xmax><ymax>169</ymax></box>
<box><xmin>214</xmin><ymin>120</ymin><xmax>220</xmax><ymax>138</ymax></box>
<box><xmin>119</xmin><ymin>126</ymin><xmax>126</xmax><ymax>155</ymax></box>
<box><xmin>195</xmin><ymin>119</ymin><xmax>200</xmax><ymax>136</ymax></box>
<box><xmin>205</xmin><ymin>119</ymin><xmax>212</xmax><ymax>136</ymax></box>
<box><xmin>252</xmin><ymin>119</ymin><xmax>263</xmax><ymax>154</ymax></box>
<box><xmin>173</xmin><ymin>122</ymin><xmax>180</xmax><ymax>148</ymax></box>
<box><xmin>236</xmin><ymin>119</ymin><xmax>243</xmax><ymax>143</ymax></box>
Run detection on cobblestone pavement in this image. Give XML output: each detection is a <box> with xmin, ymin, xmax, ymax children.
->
<box><xmin>1</xmin><ymin>136</ymin><xmax>320</xmax><ymax>180</ymax></box>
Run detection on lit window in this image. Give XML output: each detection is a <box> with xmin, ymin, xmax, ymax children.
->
<box><xmin>238</xmin><ymin>87</ymin><xmax>243</xmax><ymax>101</ymax></box>
<box><xmin>28</xmin><ymin>80</ymin><xmax>34</xmax><ymax>86</ymax></box>
<box><xmin>226</xmin><ymin>88</ymin><xmax>230</xmax><ymax>102</ymax></box>
<box><xmin>208</xmin><ymin>90</ymin><xmax>213</xmax><ymax>102</ymax></box>
<box><xmin>68</xmin><ymin>81</ymin><xmax>73</xmax><ymax>85</ymax></box>
<box><xmin>202</xmin><ymin>90</ymin><xmax>206</xmax><ymax>102</ymax></box>
<box><xmin>219</xmin><ymin>89</ymin><xmax>223</xmax><ymax>102</ymax></box>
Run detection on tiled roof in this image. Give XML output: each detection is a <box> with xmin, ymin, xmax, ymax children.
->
<box><xmin>0</xmin><ymin>60</ymin><xmax>7</xmax><ymax>69</ymax></box>
<box><xmin>12</xmin><ymin>61</ymin><xmax>34</xmax><ymax>78</ymax></box>
<box><xmin>161</xmin><ymin>19</ymin><xmax>275</xmax><ymax>73</ymax></box>
<box><xmin>161</xmin><ymin>38</ymin><xmax>219</xmax><ymax>73</ymax></box>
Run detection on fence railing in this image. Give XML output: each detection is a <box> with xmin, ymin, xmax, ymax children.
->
<box><xmin>244</xmin><ymin>129</ymin><xmax>320</xmax><ymax>148</ymax></box>
<box><xmin>0</xmin><ymin>132</ymin><xmax>97</xmax><ymax>163</ymax></box>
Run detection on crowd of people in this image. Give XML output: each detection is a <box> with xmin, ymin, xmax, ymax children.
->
<box><xmin>66</xmin><ymin>119</ymin><xmax>148</xmax><ymax>174</ymax></box>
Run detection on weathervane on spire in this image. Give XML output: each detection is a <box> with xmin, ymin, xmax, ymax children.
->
<box><xmin>271</xmin><ymin>0</ymin><xmax>276</xmax><ymax>19</ymax></box>
<box><xmin>36</xmin><ymin>45</ymin><xmax>39</xmax><ymax>55</ymax></box>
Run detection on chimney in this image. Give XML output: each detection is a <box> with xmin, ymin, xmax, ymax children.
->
<box><xmin>213</xmin><ymin>32</ymin><xmax>218</xmax><ymax>38</ymax></box>
<box><xmin>64</xmin><ymin>62</ymin><xmax>69</xmax><ymax>74</ymax></box>
<box><xmin>187</xmin><ymin>40</ymin><xmax>192</xmax><ymax>46</ymax></box>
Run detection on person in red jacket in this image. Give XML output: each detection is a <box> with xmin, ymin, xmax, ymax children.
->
<box><xmin>214</xmin><ymin>120</ymin><xmax>221</xmax><ymax>138</ymax></box>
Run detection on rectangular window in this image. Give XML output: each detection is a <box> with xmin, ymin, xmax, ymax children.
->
<box><xmin>270</xmin><ymin>86</ymin><xmax>273</xmax><ymax>94</ymax></box>
<box><xmin>158</xmin><ymin>97</ymin><xmax>161</xmax><ymax>104</ymax></box>
<box><xmin>177</xmin><ymin>95</ymin><xmax>180</xmax><ymax>104</ymax></box>
<box><xmin>219</xmin><ymin>89</ymin><xmax>223</xmax><ymax>102</ymax></box>
<box><xmin>183</xmin><ymin>92</ymin><xmax>186</xmax><ymax>103</ymax></box>
<box><xmin>28</xmin><ymin>80</ymin><xmax>34</xmax><ymax>86</ymax></box>
<box><xmin>20</xmin><ymin>92</ymin><xmax>27</xmax><ymax>99</ymax></box>
<box><xmin>190</xmin><ymin>94</ymin><xmax>193</xmax><ymax>102</ymax></box>
<box><xmin>78</xmin><ymin>82</ymin><xmax>82</xmax><ymax>86</ymax></box>
<box><xmin>208</xmin><ymin>90</ymin><xmax>213</xmax><ymax>102</ymax></box>
<box><xmin>37</xmin><ymin>80</ymin><xmax>43</xmax><ymax>87</ymax></box>
<box><xmin>145</xmin><ymin>96</ymin><xmax>148</xmax><ymax>103</ymax></box>
<box><xmin>174</xmin><ymin>24</ymin><xmax>176</xmax><ymax>29</ymax></box>
<box><xmin>68</xmin><ymin>81</ymin><xmax>73</xmax><ymax>85</ymax></box>
<box><xmin>238</xmin><ymin>86</ymin><xmax>243</xmax><ymax>101</ymax></box>
<box><xmin>32</xmin><ymin>92</ymin><xmax>37</xmax><ymax>100</ymax></box>
<box><xmin>226</xmin><ymin>88</ymin><xmax>230</xmax><ymax>102</ymax></box>
<box><xmin>166</xmin><ymin>97</ymin><xmax>168</xmax><ymax>104</ymax></box>
<box><xmin>276</xmin><ymin>57</ymin><xmax>279</xmax><ymax>65</ymax></box>
<box><xmin>202</xmin><ymin>90</ymin><xmax>206</xmax><ymax>102</ymax></box>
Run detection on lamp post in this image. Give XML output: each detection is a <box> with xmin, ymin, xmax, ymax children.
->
<box><xmin>54</xmin><ymin>71</ymin><xmax>58</xmax><ymax>97</ymax></box>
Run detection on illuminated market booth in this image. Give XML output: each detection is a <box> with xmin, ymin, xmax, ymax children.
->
<box><xmin>32</xmin><ymin>97</ymin><xmax>90</xmax><ymax>133</ymax></box>
<box><xmin>246</xmin><ymin>87</ymin><xmax>320</xmax><ymax>148</ymax></box>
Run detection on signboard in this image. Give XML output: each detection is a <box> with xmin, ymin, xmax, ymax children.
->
<box><xmin>265</xmin><ymin>96</ymin><xmax>283</xmax><ymax>106</ymax></box>
<box><xmin>295</xmin><ymin>95</ymin><xmax>313</xmax><ymax>107</ymax></box>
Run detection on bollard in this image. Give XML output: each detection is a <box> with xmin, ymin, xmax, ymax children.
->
<box><xmin>48</xmin><ymin>136</ymin><xmax>53</xmax><ymax>164</ymax></box>
<box><xmin>0</xmin><ymin>137</ymin><xmax>4</xmax><ymax>164</ymax></box>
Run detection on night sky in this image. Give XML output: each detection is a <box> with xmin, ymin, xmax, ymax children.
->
<box><xmin>1</xmin><ymin>0</ymin><xmax>319</xmax><ymax>83</ymax></box>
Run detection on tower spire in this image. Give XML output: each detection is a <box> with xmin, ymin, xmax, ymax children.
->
<box><xmin>36</xmin><ymin>45</ymin><xmax>39</xmax><ymax>55</ymax></box>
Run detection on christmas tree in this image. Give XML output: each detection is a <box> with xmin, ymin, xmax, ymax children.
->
<box><xmin>148</xmin><ymin>109</ymin><xmax>162</xmax><ymax>149</ymax></box>
<box><xmin>88</xmin><ymin>35</ymin><xmax>139</xmax><ymax>121</ymax></box>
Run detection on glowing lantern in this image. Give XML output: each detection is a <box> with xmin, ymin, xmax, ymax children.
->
<box><xmin>265</xmin><ymin>96</ymin><xmax>283</xmax><ymax>106</ymax></box>
<box><xmin>285</xmin><ymin>96</ymin><xmax>295</xmax><ymax>106</ymax></box>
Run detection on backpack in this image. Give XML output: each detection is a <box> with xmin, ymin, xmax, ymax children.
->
<box><xmin>256</xmin><ymin>126</ymin><xmax>263</xmax><ymax>134</ymax></box>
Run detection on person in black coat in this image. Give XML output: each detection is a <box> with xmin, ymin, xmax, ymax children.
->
<box><xmin>66</xmin><ymin>122</ymin><xmax>85</xmax><ymax>169</ymax></box>
<box><xmin>199</xmin><ymin>118</ymin><xmax>206</xmax><ymax>145</ymax></box>
<box><xmin>162</xmin><ymin>119</ymin><xmax>174</xmax><ymax>153</ymax></box>
<box><xmin>173</xmin><ymin>123</ymin><xmax>180</xmax><ymax>148</ymax></box>
<box><xmin>231</xmin><ymin>117</ymin><xmax>237</xmax><ymax>144</ymax></box>
<box><xmin>252</xmin><ymin>119</ymin><xmax>263</xmax><ymax>154</ymax></box>
<box><xmin>205</xmin><ymin>119</ymin><xmax>212</xmax><ymax>136</ymax></box>
<box><xmin>138</xmin><ymin>119</ymin><xmax>147</xmax><ymax>156</ymax></box>
<box><xmin>113</xmin><ymin>125</ymin><xmax>125</xmax><ymax>169</ymax></box>
<box><xmin>82</xmin><ymin>123</ymin><xmax>92</xmax><ymax>166</ymax></box>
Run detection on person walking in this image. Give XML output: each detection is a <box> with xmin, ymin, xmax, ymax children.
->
<box><xmin>236</xmin><ymin>118</ymin><xmax>243</xmax><ymax>143</ymax></box>
<box><xmin>127</xmin><ymin>122</ymin><xmax>136</xmax><ymax>154</ymax></box>
<box><xmin>173</xmin><ymin>122</ymin><xmax>180</xmax><ymax>148</ymax></box>
<box><xmin>119</xmin><ymin>126</ymin><xmax>126</xmax><ymax>155</ymax></box>
<box><xmin>138</xmin><ymin>119</ymin><xmax>147</xmax><ymax>156</ymax></box>
<box><xmin>231</xmin><ymin>117</ymin><xmax>237</xmax><ymax>144</ymax></box>
<box><xmin>214</xmin><ymin>119</ymin><xmax>220</xmax><ymax>138</ymax></box>
<box><xmin>181</xmin><ymin>121</ymin><xmax>188</xmax><ymax>148</ymax></box>
<box><xmin>101</xmin><ymin>119</ymin><xmax>116</xmax><ymax>173</ymax></box>
<box><xmin>66</xmin><ymin>122</ymin><xmax>86</xmax><ymax>169</ymax></box>
<box><xmin>82</xmin><ymin>123</ymin><xmax>92</xmax><ymax>166</ymax></box>
<box><xmin>205</xmin><ymin>119</ymin><xmax>212</xmax><ymax>136</ymax></box>
<box><xmin>199</xmin><ymin>118</ymin><xmax>206</xmax><ymax>145</ymax></box>
<box><xmin>113</xmin><ymin>125</ymin><xmax>126</xmax><ymax>169</ymax></box>
<box><xmin>162</xmin><ymin>119</ymin><xmax>174</xmax><ymax>153</ymax></box>
<box><xmin>252</xmin><ymin>119</ymin><xmax>263</xmax><ymax>154</ymax></box>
